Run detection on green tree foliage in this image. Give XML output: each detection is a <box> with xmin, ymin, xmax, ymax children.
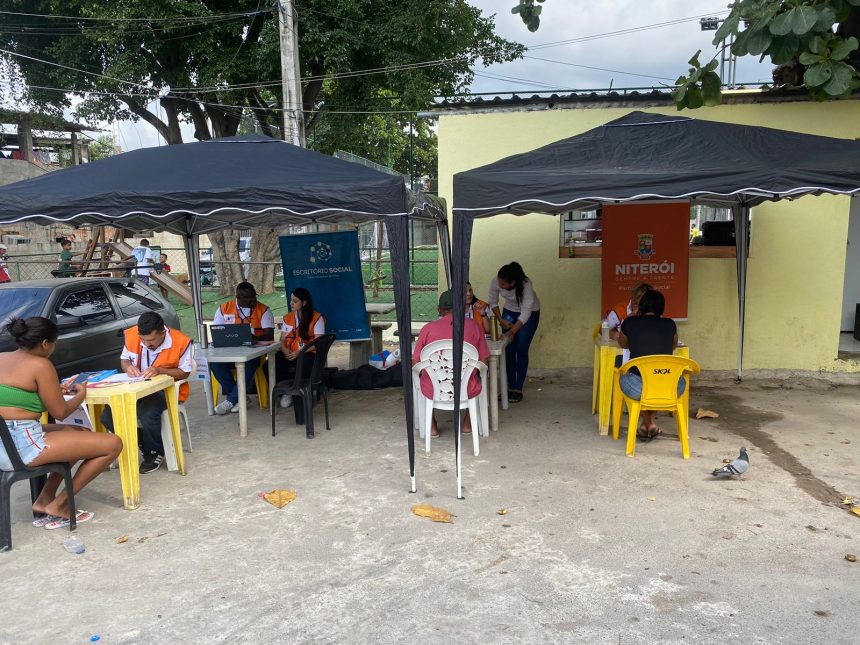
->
<box><xmin>0</xmin><ymin>1</ymin><xmax>521</xmax><ymax>146</ymax></box>
<box><xmin>1</xmin><ymin>1</ymin><xmax>520</xmax><ymax>290</ymax></box>
<box><xmin>511</xmin><ymin>0</ymin><xmax>546</xmax><ymax>32</ymax></box>
<box><xmin>673</xmin><ymin>0</ymin><xmax>860</xmax><ymax>109</ymax></box>
<box><xmin>88</xmin><ymin>134</ymin><xmax>117</xmax><ymax>161</ymax></box>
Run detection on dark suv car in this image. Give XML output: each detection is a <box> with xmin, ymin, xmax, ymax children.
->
<box><xmin>0</xmin><ymin>277</ymin><xmax>182</xmax><ymax>379</ymax></box>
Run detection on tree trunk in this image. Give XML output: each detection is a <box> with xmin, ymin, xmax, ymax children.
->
<box><xmin>210</xmin><ymin>230</ymin><xmax>244</xmax><ymax>296</ymax></box>
<box><xmin>247</xmin><ymin>229</ymin><xmax>282</xmax><ymax>294</ymax></box>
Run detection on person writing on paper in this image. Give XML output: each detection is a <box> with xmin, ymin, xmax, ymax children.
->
<box><xmin>212</xmin><ymin>282</ymin><xmax>275</xmax><ymax>415</ymax></box>
<box><xmin>0</xmin><ymin>317</ymin><xmax>122</xmax><ymax>530</ymax></box>
<box><xmin>488</xmin><ymin>262</ymin><xmax>540</xmax><ymax>403</ymax></box>
<box><xmin>276</xmin><ymin>287</ymin><xmax>325</xmax><ymax>408</ymax></box>
<box><xmin>465</xmin><ymin>282</ymin><xmax>491</xmax><ymax>334</ymax></box>
<box><xmin>617</xmin><ymin>289</ymin><xmax>683</xmax><ymax>442</ymax></box>
<box><xmin>100</xmin><ymin>312</ymin><xmax>192</xmax><ymax>474</ymax></box>
<box><xmin>413</xmin><ymin>290</ymin><xmax>489</xmax><ymax>437</ymax></box>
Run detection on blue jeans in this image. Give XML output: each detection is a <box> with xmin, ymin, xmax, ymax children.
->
<box><xmin>620</xmin><ymin>372</ymin><xmax>686</xmax><ymax>400</ymax></box>
<box><xmin>100</xmin><ymin>391</ymin><xmax>166</xmax><ymax>456</ymax></box>
<box><xmin>210</xmin><ymin>357</ymin><xmax>261</xmax><ymax>405</ymax></box>
<box><xmin>503</xmin><ymin>308</ymin><xmax>540</xmax><ymax>391</ymax></box>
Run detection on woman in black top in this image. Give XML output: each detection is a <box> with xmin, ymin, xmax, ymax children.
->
<box><xmin>617</xmin><ymin>289</ymin><xmax>684</xmax><ymax>440</ymax></box>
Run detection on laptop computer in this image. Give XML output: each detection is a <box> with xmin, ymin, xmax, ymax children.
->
<box><xmin>210</xmin><ymin>324</ymin><xmax>254</xmax><ymax>347</ymax></box>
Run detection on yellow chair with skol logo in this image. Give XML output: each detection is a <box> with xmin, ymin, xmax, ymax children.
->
<box><xmin>611</xmin><ymin>355</ymin><xmax>700</xmax><ymax>459</ymax></box>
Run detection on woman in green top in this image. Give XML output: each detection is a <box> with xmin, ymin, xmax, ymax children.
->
<box><xmin>0</xmin><ymin>317</ymin><xmax>122</xmax><ymax>529</ymax></box>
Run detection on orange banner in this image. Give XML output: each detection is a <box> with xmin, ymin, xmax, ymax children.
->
<box><xmin>601</xmin><ymin>202</ymin><xmax>689</xmax><ymax>320</ymax></box>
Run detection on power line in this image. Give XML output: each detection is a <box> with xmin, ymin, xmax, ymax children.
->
<box><xmin>522</xmin><ymin>55</ymin><xmax>675</xmax><ymax>82</ymax></box>
<box><xmin>0</xmin><ymin>8</ymin><xmax>275</xmax><ymax>23</ymax></box>
<box><xmin>526</xmin><ymin>10</ymin><xmax>731</xmax><ymax>51</ymax></box>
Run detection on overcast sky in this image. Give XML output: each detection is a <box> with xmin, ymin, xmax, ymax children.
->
<box><xmin>105</xmin><ymin>1</ymin><xmax>771</xmax><ymax>151</ymax></box>
<box><xmin>469</xmin><ymin>0</ymin><xmax>770</xmax><ymax>94</ymax></box>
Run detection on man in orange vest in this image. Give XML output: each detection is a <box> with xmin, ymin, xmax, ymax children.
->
<box><xmin>100</xmin><ymin>311</ymin><xmax>193</xmax><ymax>474</ymax></box>
<box><xmin>212</xmin><ymin>281</ymin><xmax>275</xmax><ymax>414</ymax></box>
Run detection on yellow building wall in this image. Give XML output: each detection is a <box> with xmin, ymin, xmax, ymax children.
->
<box><xmin>437</xmin><ymin>100</ymin><xmax>860</xmax><ymax>373</ymax></box>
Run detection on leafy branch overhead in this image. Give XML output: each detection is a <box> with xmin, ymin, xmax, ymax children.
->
<box><xmin>511</xmin><ymin>0</ymin><xmax>546</xmax><ymax>32</ymax></box>
<box><xmin>672</xmin><ymin>0</ymin><xmax>860</xmax><ymax>109</ymax></box>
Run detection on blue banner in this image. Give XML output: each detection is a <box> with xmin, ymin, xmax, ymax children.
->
<box><xmin>278</xmin><ymin>231</ymin><xmax>369</xmax><ymax>341</ymax></box>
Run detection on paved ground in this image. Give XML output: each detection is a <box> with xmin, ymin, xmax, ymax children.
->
<box><xmin>2</xmin><ymin>369</ymin><xmax>859</xmax><ymax>644</ymax></box>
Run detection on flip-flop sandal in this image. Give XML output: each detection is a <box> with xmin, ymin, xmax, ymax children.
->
<box><xmin>644</xmin><ymin>427</ymin><xmax>662</xmax><ymax>442</ymax></box>
<box><xmin>44</xmin><ymin>510</ymin><xmax>94</xmax><ymax>530</ymax></box>
<box><xmin>32</xmin><ymin>515</ymin><xmax>60</xmax><ymax>528</ymax></box>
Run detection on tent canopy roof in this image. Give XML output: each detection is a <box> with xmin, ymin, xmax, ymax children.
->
<box><xmin>453</xmin><ymin>111</ymin><xmax>860</xmax><ymax>217</ymax></box>
<box><xmin>0</xmin><ymin>134</ymin><xmax>443</xmax><ymax>235</ymax></box>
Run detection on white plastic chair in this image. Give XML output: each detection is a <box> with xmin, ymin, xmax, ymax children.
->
<box><xmin>411</xmin><ymin>339</ymin><xmax>488</xmax><ymax>456</ymax></box>
<box><xmin>161</xmin><ymin>351</ymin><xmax>195</xmax><ymax>472</ymax></box>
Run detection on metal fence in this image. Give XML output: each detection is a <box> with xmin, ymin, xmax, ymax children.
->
<box><xmin>2</xmin><ymin>241</ymin><xmax>440</xmax><ymax>324</ymax></box>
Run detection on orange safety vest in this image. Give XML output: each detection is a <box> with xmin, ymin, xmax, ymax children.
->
<box><xmin>218</xmin><ymin>300</ymin><xmax>271</xmax><ymax>340</ymax></box>
<box><xmin>282</xmin><ymin>310</ymin><xmax>324</xmax><ymax>353</ymax></box>
<box><xmin>467</xmin><ymin>298</ymin><xmax>490</xmax><ymax>331</ymax></box>
<box><xmin>124</xmin><ymin>326</ymin><xmax>192</xmax><ymax>402</ymax></box>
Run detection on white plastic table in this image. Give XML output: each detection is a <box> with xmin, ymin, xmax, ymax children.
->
<box><xmin>487</xmin><ymin>338</ymin><xmax>509</xmax><ymax>432</ymax></box>
<box><xmin>198</xmin><ymin>343</ymin><xmax>281</xmax><ymax>437</ymax></box>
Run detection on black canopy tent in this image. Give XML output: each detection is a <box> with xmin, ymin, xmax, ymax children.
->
<box><xmin>444</xmin><ymin>111</ymin><xmax>860</xmax><ymax>498</ymax></box>
<box><xmin>0</xmin><ymin>133</ymin><xmax>444</xmax><ymax>493</ymax></box>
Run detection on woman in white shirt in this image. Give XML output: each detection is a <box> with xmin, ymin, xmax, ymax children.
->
<box><xmin>488</xmin><ymin>262</ymin><xmax>540</xmax><ymax>403</ymax></box>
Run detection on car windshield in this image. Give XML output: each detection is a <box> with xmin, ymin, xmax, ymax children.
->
<box><xmin>0</xmin><ymin>288</ymin><xmax>50</xmax><ymax>325</ymax></box>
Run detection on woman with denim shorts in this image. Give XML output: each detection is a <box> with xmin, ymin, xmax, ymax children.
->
<box><xmin>0</xmin><ymin>317</ymin><xmax>122</xmax><ymax>530</ymax></box>
<box><xmin>617</xmin><ymin>289</ymin><xmax>685</xmax><ymax>441</ymax></box>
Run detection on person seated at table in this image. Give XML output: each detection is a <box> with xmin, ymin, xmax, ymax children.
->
<box><xmin>413</xmin><ymin>290</ymin><xmax>489</xmax><ymax>437</ymax></box>
<box><xmin>603</xmin><ymin>281</ymin><xmax>653</xmax><ymax>339</ymax></box>
<box><xmin>276</xmin><ymin>287</ymin><xmax>325</xmax><ymax>409</ymax></box>
<box><xmin>617</xmin><ymin>289</ymin><xmax>684</xmax><ymax>442</ymax></box>
<box><xmin>212</xmin><ymin>282</ymin><xmax>275</xmax><ymax>415</ymax></box>
<box><xmin>465</xmin><ymin>282</ymin><xmax>491</xmax><ymax>334</ymax></box>
<box><xmin>0</xmin><ymin>317</ymin><xmax>122</xmax><ymax>529</ymax></box>
<box><xmin>100</xmin><ymin>312</ymin><xmax>192</xmax><ymax>474</ymax></box>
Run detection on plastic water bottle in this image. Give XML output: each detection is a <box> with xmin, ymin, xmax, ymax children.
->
<box><xmin>62</xmin><ymin>535</ymin><xmax>86</xmax><ymax>554</ymax></box>
<box><xmin>600</xmin><ymin>319</ymin><xmax>611</xmax><ymax>342</ymax></box>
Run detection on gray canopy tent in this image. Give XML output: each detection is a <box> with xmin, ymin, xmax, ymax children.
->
<box><xmin>443</xmin><ymin>111</ymin><xmax>860</xmax><ymax>498</ymax></box>
<box><xmin>0</xmin><ymin>134</ymin><xmax>448</xmax><ymax>493</ymax></box>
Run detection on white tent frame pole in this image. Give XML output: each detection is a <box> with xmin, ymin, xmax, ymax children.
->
<box><xmin>184</xmin><ymin>231</ymin><xmax>206</xmax><ymax>349</ymax></box>
<box><xmin>734</xmin><ymin>204</ymin><xmax>750</xmax><ymax>382</ymax></box>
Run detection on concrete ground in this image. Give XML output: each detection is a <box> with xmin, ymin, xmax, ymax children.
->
<box><xmin>2</xmin><ymin>366</ymin><xmax>859</xmax><ymax>644</ymax></box>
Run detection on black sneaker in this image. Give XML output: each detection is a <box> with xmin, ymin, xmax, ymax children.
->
<box><xmin>139</xmin><ymin>453</ymin><xmax>164</xmax><ymax>474</ymax></box>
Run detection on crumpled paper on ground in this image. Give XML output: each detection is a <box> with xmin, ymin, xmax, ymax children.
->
<box><xmin>260</xmin><ymin>489</ymin><xmax>297</xmax><ymax>509</ymax></box>
<box><xmin>696</xmin><ymin>408</ymin><xmax>720</xmax><ymax>419</ymax></box>
<box><xmin>412</xmin><ymin>503</ymin><xmax>453</xmax><ymax>523</ymax></box>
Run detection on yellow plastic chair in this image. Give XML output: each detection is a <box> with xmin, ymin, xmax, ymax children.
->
<box><xmin>204</xmin><ymin>320</ymin><xmax>269</xmax><ymax>409</ymax></box>
<box><xmin>611</xmin><ymin>355</ymin><xmax>700</xmax><ymax>459</ymax></box>
<box><xmin>211</xmin><ymin>359</ymin><xmax>269</xmax><ymax>409</ymax></box>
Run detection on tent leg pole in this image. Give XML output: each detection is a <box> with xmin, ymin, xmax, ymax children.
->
<box><xmin>734</xmin><ymin>205</ymin><xmax>750</xmax><ymax>382</ymax></box>
<box><xmin>456</xmin><ymin>424</ymin><xmax>463</xmax><ymax>500</ymax></box>
<box><xmin>438</xmin><ymin>221</ymin><xmax>452</xmax><ymax>289</ymax></box>
<box><xmin>185</xmin><ymin>233</ymin><xmax>206</xmax><ymax>349</ymax></box>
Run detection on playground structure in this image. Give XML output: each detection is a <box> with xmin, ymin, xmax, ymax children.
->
<box><xmin>75</xmin><ymin>226</ymin><xmax>194</xmax><ymax>305</ymax></box>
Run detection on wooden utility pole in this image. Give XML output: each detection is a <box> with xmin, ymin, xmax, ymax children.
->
<box><xmin>277</xmin><ymin>0</ymin><xmax>305</xmax><ymax>147</ymax></box>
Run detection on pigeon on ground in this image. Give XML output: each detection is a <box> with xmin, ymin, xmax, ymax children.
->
<box><xmin>711</xmin><ymin>447</ymin><xmax>749</xmax><ymax>478</ymax></box>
